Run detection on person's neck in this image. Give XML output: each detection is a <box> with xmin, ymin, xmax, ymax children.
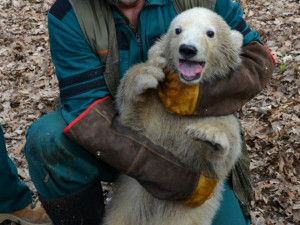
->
<box><xmin>115</xmin><ymin>0</ymin><xmax>145</xmax><ymax>27</ymax></box>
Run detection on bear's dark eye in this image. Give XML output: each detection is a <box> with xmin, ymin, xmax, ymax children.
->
<box><xmin>175</xmin><ymin>28</ymin><xmax>182</xmax><ymax>35</ymax></box>
<box><xmin>206</xmin><ymin>30</ymin><xmax>215</xmax><ymax>38</ymax></box>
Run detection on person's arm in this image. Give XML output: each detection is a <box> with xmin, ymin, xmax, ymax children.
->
<box><xmin>193</xmin><ymin>41</ymin><xmax>275</xmax><ymax>117</ymax></box>
<box><xmin>48</xmin><ymin>0</ymin><xmax>212</xmax><ymax>207</ymax></box>
<box><xmin>214</xmin><ymin>0</ymin><xmax>261</xmax><ymax>46</ymax></box>
<box><xmin>159</xmin><ymin>0</ymin><xmax>276</xmax><ymax>117</ymax></box>
<box><xmin>48</xmin><ymin>2</ymin><xmax>109</xmax><ymax>124</ymax></box>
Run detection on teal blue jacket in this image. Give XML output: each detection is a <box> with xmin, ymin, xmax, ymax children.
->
<box><xmin>48</xmin><ymin>0</ymin><xmax>261</xmax><ymax>124</ymax></box>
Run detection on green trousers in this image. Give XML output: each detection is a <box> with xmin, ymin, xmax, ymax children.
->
<box><xmin>24</xmin><ymin>110</ymin><xmax>250</xmax><ymax>224</ymax></box>
<box><xmin>0</xmin><ymin>125</ymin><xmax>32</xmax><ymax>213</ymax></box>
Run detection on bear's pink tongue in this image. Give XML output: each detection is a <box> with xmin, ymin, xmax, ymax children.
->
<box><xmin>178</xmin><ymin>61</ymin><xmax>203</xmax><ymax>78</ymax></box>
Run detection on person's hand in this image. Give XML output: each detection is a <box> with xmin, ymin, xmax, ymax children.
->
<box><xmin>158</xmin><ymin>69</ymin><xmax>199</xmax><ymax>116</ymax></box>
<box><xmin>184</xmin><ymin>175</ymin><xmax>218</xmax><ymax>207</ymax></box>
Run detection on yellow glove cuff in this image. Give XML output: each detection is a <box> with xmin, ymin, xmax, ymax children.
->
<box><xmin>158</xmin><ymin>69</ymin><xmax>199</xmax><ymax>116</ymax></box>
<box><xmin>184</xmin><ymin>175</ymin><xmax>218</xmax><ymax>208</ymax></box>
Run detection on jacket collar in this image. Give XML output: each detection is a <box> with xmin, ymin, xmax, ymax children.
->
<box><xmin>146</xmin><ymin>0</ymin><xmax>172</xmax><ymax>6</ymax></box>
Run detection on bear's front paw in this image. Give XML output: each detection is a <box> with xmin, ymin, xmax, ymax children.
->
<box><xmin>148</xmin><ymin>39</ymin><xmax>167</xmax><ymax>68</ymax></box>
<box><xmin>185</xmin><ymin>125</ymin><xmax>230</xmax><ymax>158</ymax></box>
<box><xmin>134</xmin><ymin>66</ymin><xmax>165</xmax><ymax>95</ymax></box>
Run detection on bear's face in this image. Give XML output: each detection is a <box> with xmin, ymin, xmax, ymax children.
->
<box><xmin>163</xmin><ymin>7</ymin><xmax>243</xmax><ymax>85</ymax></box>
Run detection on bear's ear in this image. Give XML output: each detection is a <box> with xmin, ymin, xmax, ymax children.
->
<box><xmin>230</xmin><ymin>30</ymin><xmax>243</xmax><ymax>48</ymax></box>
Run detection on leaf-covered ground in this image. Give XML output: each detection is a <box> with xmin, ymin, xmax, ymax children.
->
<box><xmin>0</xmin><ymin>0</ymin><xmax>299</xmax><ymax>224</ymax></box>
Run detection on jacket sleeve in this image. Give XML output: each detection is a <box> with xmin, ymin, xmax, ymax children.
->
<box><xmin>48</xmin><ymin>1</ymin><xmax>109</xmax><ymax>124</ymax></box>
<box><xmin>214</xmin><ymin>0</ymin><xmax>262</xmax><ymax>45</ymax></box>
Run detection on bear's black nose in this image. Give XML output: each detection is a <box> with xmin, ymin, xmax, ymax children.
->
<box><xmin>179</xmin><ymin>44</ymin><xmax>197</xmax><ymax>59</ymax></box>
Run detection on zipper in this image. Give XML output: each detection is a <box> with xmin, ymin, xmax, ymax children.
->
<box><xmin>114</xmin><ymin>4</ymin><xmax>145</xmax><ymax>62</ymax></box>
<box><xmin>135</xmin><ymin>31</ymin><xmax>143</xmax><ymax>62</ymax></box>
<box><xmin>135</xmin><ymin>2</ymin><xmax>149</xmax><ymax>62</ymax></box>
<box><xmin>135</xmin><ymin>1</ymin><xmax>151</xmax><ymax>62</ymax></box>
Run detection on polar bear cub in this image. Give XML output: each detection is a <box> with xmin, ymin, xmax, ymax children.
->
<box><xmin>104</xmin><ymin>7</ymin><xmax>244</xmax><ymax>225</ymax></box>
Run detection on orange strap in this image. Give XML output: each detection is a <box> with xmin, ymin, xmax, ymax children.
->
<box><xmin>98</xmin><ymin>49</ymin><xmax>109</xmax><ymax>54</ymax></box>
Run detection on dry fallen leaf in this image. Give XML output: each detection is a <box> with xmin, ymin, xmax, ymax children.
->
<box><xmin>1</xmin><ymin>0</ymin><xmax>299</xmax><ymax>224</ymax></box>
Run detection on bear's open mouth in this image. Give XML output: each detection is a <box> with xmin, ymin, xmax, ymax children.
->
<box><xmin>178</xmin><ymin>59</ymin><xmax>205</xmax><ymax>81</ymax></box>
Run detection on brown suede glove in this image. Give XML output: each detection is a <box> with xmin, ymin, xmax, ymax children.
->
<box><xmin>158</xmin><ymin>41</ymin><xmax>275</xmax><ymax>117</ymax></box>
<box><xmin>158</xmin><ymin>68</ymin><xmax>199</xmax><ymax>116</ymax></box>
<box><xmin>63</xmin><ymin>96</ymin><xmax>215</xmax><ymax>205</ymax></box>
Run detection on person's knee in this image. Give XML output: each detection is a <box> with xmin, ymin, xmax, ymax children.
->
<box><xmin>24</xmin><ymin>111</ymin><xmax>67</xmax><ymax>163</ymax></box>
<box><xmin>24</xmin><ymin>110</ymin><xmax>117</xmax><ymax>198</ymax></box>
<box><xmin>23</xmin><ymin>111</ymin><xmax>86</xmax><ymax>197</ymax></box>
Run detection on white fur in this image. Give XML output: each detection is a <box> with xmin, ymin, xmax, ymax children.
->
<box><xmin>104</xmin><ymin>7</ymin><xmax>244</xmax><ymax>225</ymax></box>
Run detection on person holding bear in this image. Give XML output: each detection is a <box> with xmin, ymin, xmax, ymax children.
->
<box><xmin>23</xmin><ymin>0</ymin><xmax>275</xmax><ymax>224</ymax></box>
<box><xmin>103</xmin><ymin>7</ymin><xmax>247</xmax><ymax>224</ymax></box>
